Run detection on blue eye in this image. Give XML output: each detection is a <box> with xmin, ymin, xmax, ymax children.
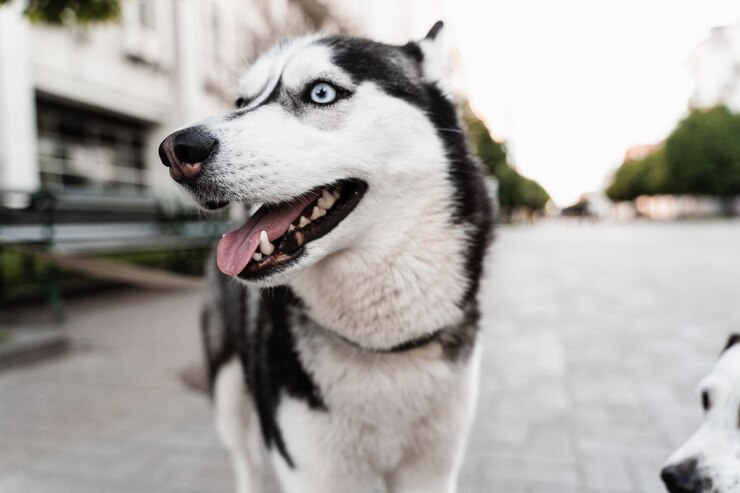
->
<box><xmin>309</xmin><ymin>82</ymin><xmax>337</xmax><ymax>104</ymax></box>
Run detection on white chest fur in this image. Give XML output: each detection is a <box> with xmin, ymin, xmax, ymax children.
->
<box><xmin>290</xmin><ymin>180</ymin><xmax>471</xmax><ymax>350</ymax></box>
<box><xmin>279</xmin><ymin>320</ymin><xmax>481</xmax><ymax>479</ymax></box>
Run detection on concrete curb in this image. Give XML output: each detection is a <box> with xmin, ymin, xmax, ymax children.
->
<box><xmin>0</xmin><ymin>327</ymin><xmax>69</xmax><ymax>370</ymax></box>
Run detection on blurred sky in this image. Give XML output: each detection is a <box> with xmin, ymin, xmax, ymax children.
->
<box><xmin>440</xmin><ymin>0</ymin><xmax>740</xmax><ymax>205</ymax></box>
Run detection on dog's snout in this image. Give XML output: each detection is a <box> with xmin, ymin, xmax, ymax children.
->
<box><xmin>661</xmin><ymin>459</ymin><xmax>701</xmax><ymax>493</ymax></box>
<box><xmin>173</xmin><ymin>128</ymin><xmax>217</xmax><ymax>165</ymax></box>
<box><xmin>158</xmin><ymin>126</ymin><xmax>217</xmax><ymax>183</ymax></box>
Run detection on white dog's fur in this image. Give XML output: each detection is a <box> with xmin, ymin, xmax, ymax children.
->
<box><xmin>163</xmin><ymin>23</ymin><xmax>492</xmax><ymax>493</ymax></box>
<box><xmin>662</xmin><ymin>335</ymin><xmax>740</xmax><ymax>493</ymax></box>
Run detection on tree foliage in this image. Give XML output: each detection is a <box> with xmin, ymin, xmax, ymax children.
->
<box><xmin>464</xmin><ymin>109</ymin><xmax>550</xmax><ymax>214</ymax></box>
<box><xmin>0</xmin><ymin>0</ymin><xmax>120</xmax><ymax>24</ymax></box>
<box><xmin>606</xmin><ymin>148</ymin><xmax>668</xmax><ymax>201</ymax></box>
<box><xmin>606</xmin><ymin>106</ymin><xmax>740</xmax><ymax>201</ymax></box>
<box><xmin>664</xmin><ymin>106</ymin><xmax>740</xmax><ymax>195</ymax></box>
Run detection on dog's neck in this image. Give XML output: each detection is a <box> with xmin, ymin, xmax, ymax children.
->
<box><xmin>290</xmin><ymin>193</ymin><xmax>470</xmax><ymax>350</ymax></box>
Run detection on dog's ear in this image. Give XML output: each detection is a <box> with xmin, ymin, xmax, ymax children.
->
<box><xmin>722</xmin><ymin>333</ymin><xmax>740</xmax><ymax>354</ymax></box>
<box><xmin>416</xmin><ymin>20</ymin><xmax>448</xmax><ymax>84</ymax></box>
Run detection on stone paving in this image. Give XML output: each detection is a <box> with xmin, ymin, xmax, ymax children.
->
<box><xmin>2</xmin><ymin>220</ymin><xmax>740</xmax><ymax>492</ymax></box>
<box><xmin>461</xmin><ymin>220</ymin><xmax>740</xmax><ymax>493</ymax></box>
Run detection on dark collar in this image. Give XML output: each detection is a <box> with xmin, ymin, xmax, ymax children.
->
<box><xmin>335</xmin><ymin>328</ymin><xmax>445</xmax><ymax>354</ymax></box>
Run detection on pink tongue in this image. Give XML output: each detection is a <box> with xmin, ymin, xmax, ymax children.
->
<box><xmin>217</xmin><ymin>193</ymin><xmax>318</xmax><ymax>276</ymax></box>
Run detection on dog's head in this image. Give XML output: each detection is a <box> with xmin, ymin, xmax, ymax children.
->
<box><xmin>661</xmin><ymin>334</ymin><xmax>740</xmax><ymax>493</ymax></box>
<box><xmin>159</xmin><ymin>22</ymin><xmax>475</xmax><ymax>286</ymax></box>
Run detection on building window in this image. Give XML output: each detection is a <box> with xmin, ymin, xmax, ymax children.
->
<box><xmin>36</xmin><ymin>97</ymin><xmax>148</xmax><ymax>194</ymax></box>
<box><xmin>122</xmin><ymin>0</ymin><xmax>161</xmax><ymax>65</ymax></box>
<box><xmin>204</xmin><ymin>1</ymin><xmax>233</xmax><ymax>96</ymax></box>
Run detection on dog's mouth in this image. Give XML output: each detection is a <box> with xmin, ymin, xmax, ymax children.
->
<box><xmin>216</xmin><ymin>178</ymin><xmax>367</xmax><ymax>278</ymax></box>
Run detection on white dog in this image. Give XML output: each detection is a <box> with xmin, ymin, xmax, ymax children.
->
<box><xmin>158</xmin><ymin>22</ymin><xmax>493</xmax><ymax>493</ymax></box>
<box><xmin>662</xmin><ymin>334</ymin><xmax>740</xmax><ymax>493</ymax></box>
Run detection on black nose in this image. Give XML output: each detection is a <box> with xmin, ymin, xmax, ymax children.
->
<box><xmin>661</xmin><ymin>459</ymin><xmax>701</xmax><ymax>493</ymax></box>
<box><xmin>158</xmin><ymin>126</ymin><xmax>217</xmax><ymax>183</ymax></box>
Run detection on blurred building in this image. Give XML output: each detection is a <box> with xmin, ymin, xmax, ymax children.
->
<box><xmin>0</xmin><ymin>0</ymin><xmax>454</xmax><ymax>306</ymax></box>
<box><xmin>634</xmin><ymin>195</ymin><xmax>728</xmax><ymax>220</ymax></box>
<box><xmin>689</xmin><ymin>22</ymin><xmax>740</xmax><ymax>112</ymax></box>
<box><xmin>0</xmin><ymin>0</ymin><xmax>341</xmax><ymax>206</ymax></box>
<box><xmin>0</xmin><ymin>0</ymin><xmax>450</xmax><ymax>208</ymax></box>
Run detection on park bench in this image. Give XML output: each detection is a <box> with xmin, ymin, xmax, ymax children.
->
<box><xmin>0</xmin><ymin>189</ymin><xmax>228</xmax><ymax>320</ymax></box>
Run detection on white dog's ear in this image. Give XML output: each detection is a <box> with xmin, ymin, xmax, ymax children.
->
<box><xmin>722</xmin><ymin>333</ymin><xmax>740</xmax><ymax>354</ymax></box>
<box><xmin>417</xmin><ymin>20</ymin><xmax>448</xmax><ymax>84</ymax></box>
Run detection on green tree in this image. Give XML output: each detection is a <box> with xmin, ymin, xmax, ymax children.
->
<box><xmin>607</xmin><ymin>106</ymin><xmax>740</xmax><ymax>202</ymax></box>
<box><xmin>465</xmin><ymin>111</ymin><xmax>508</xmax><ymax>175</ymax></box>
<box><xmin>464</xmin><ymin>109</ymin><xmax>550</xmax><ymax>215</ymax></box>
<box><xmin>519</xmin><ymin>176</ymin><xmax>550</xmax><ymax>210</ymax></box>
<box><xmin>0</xmin><ymin>0</ymin><xmax>120</xmax><ymax>24</ymax></box>
<box><xmin>664</xmin><ymin>106</ymin><xmax>740</xmax><ymax>196</ymax></box>
<box><xmin>642</xmin><ymin>149</ymin><xmax>669</xmax><ymax>195</ymax></box>
<box><xmin>606</xmin><ymin>148</ymin><xmax>668</xmax><ymax>201</ymax></box>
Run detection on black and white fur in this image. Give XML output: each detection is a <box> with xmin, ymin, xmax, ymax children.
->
<box><xmin>661</xmin><ymin>335</ymin><xmax>740</xmax><ymax>493</ymax></box>
<box><xmin>176</xmin><ymin>23</ymin><xmax>493</xmax><ymax>493</ymax></box>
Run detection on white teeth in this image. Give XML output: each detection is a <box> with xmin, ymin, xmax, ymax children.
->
<box><xmin>288</xmin><ymin>224</ymin><xmax>295</xmax><ymax>232</ymax></box>
<box><xmin>311</xmin><ymin>206</ymin><xmax>326</xmax><ymax>220</ymax></box>
<box><xmin>317</xmin><ymin>189</ymin><xmax>336</xmax><ymax>210</ymax></box>
<box><xmin>331</xmin><ymin>190</ymin><xmax>340</xmax><ymax>200</ymax></box>
<box><xmin>298</xmin><ymin>216</ymin><xmax>311</xmax><ymax>228</ymax></box>
<box><xmin>259</xmin><ymin>230</ymin><xmax>275</xmax><ymax>255</ymax></box>
<box><xmin>252</xmin><ymin>252</ymin><xmax>262</xmax><ymax>262</ymax></box>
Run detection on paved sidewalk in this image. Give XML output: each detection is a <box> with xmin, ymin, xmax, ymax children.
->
<box><xmin>460</xmin><ymin>220</ymin><xmax>740</xmax><ymax>493</ymax></box>
<box><xmin>2</xmin><ymin>220</ymin><xmax>740</xmax><ymax>492</ymax></box>
<box><xmin>0</xmin><ymin>289</ymin><xmax>233</xmax><ymax>493</ymax></box>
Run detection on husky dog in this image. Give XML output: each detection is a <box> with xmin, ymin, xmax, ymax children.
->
<box><xmin>158</xmin><ymin>22</ymin><xmax>493</xmax><ymax>493</ymax></box>
<box><xmin>661</xmin><ymin>335</ymin><xmax>740</xmax><ymax>493</ymax></box>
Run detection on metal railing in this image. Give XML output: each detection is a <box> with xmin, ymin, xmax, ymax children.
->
<box><xmin>0</xmin><ymin>188</ymin><xmax>229</xmax><ymax>321</ymax></box>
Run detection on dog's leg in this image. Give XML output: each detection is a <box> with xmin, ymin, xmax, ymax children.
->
<box><xmin>274</xmin><ymin>467</ymin><xmax>372</xmax><ymax>493</ymax></box>
<box><xmin>271</xmin><ymin>437</ymin><xmax>374</xmax><ymax>493</ymax></box>
<box><xmin>268</xmin><ymin>399</ymin><xmax>377</xmax><ymax>493</ymax></box>
<box><xmin>385</xmin><ymin>453</ymin><xmax>460</xmax><ymax>493</ymax></box>
<box><xmin>385</xmin><ymin>417</ymin><xmax>471</xmax><ymax>493</ymax></box>
<box><xmin>385</xmin><ymin>418</ymin><xmax>471</xmax><ymax>493</ymax></box>
<box><xmin>387</xmin><ymin>347</ymin><xmax>482</xmax><ymax>493</ymax></box>
<box><xmin>215</xmin><ymin>357</ymin><xmax>263</xmax><ymax>493</ymax></box>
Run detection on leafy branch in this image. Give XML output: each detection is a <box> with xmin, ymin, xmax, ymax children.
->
<box><xmin>0</xmin><ymin>0</ymin><xmax>120</xmax><ymax>25</ymax></box>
